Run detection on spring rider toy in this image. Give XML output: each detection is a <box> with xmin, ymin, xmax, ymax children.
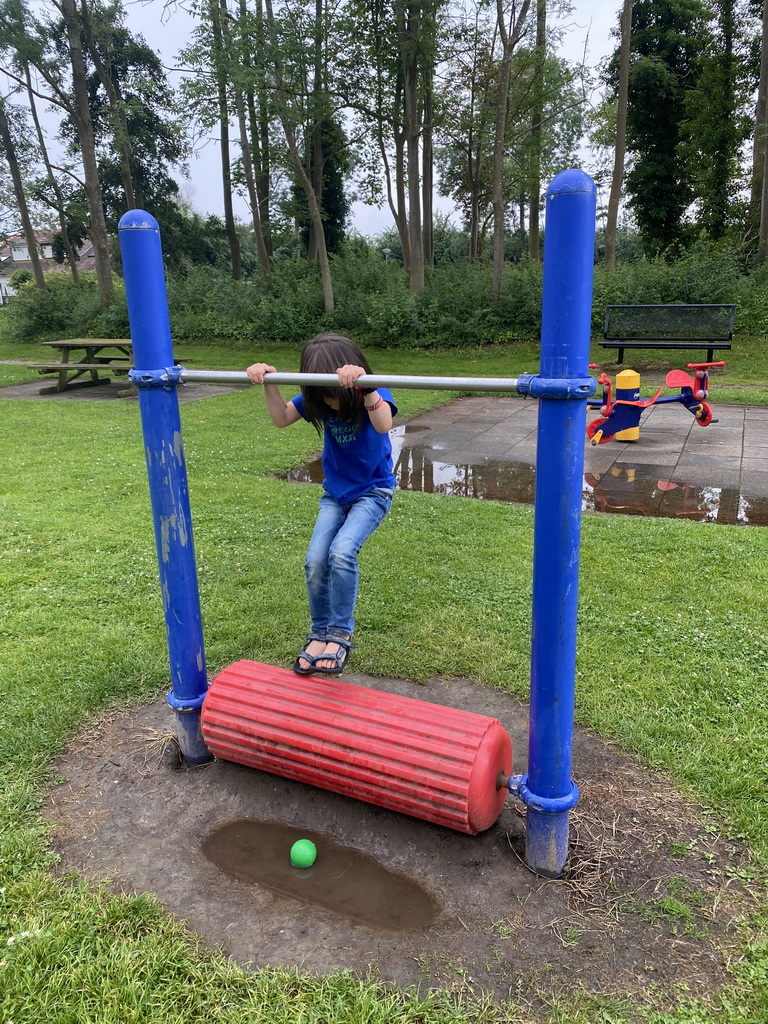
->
<box><xmin>586</xmin><ymin>361</ymin><xmax>725</xmax><ymax>445</ymax></box>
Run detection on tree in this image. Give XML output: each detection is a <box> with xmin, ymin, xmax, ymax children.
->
<box><xmin>293</xmin><ymin>117</ymin><xmax>351</xmax><ymax>255</ymax></box>
<box><xmin>437</xmin><ymin>6</ymin><xmax>584</xmax><ymax>264</ymax></box>
<box><xmin>434</xmin><ymin>1</ymin><xmax>499</xmax><ymax>262</ymax></box>
<box><xmin>396</xmin><ymin>0</ymin><xmax>426</xmax><ymax>291</ymax></box>
<box><xmin>342</xmin><ymin>0</ymin><xmax>448</xmax><ymax>289</ymax></box>
<box><xmin>605</xmin><ymin>0</ymin><xmax>633</xmax><ymax>272</ymax></box>
<box><xmin>211</xmin><ymin>0</ymin><xmax>242</xmax><ymax>279</ymax></box>
<box><xmin>491</xmin><ymin>0</ymin><xmax>531</xmax><ymax>300</ymax></box>
<box><xmin>57</xmin><ymin>0</ymin><xmax>113</xmax><ymax>302</ymax></box>
<box><xmin>750</xmin><ymin>0</ymin><xmax>768</xmax><ymax>248</ymax></box>
<box><xmin>617</xmin><ymin>0</ymin><xmax>708</xmax><ymax>256</ymax></box>
<box><xmin>74</xmin><ymin>12</ymin><xmax>189</xmax><ymax>233</ymax></box>
<box><xmin>0</xmin><ymin>96</ymin><xmax>47</xmax><ymax>289</ymax></box>
<box><xmin>0</xmin><ymin>0</ymin><xmax>113</xmax><ymax>302</ymax></box>
<box><xmin>231</xmin><ymin>0</ymin><xmax>270</xmax><ymax>270</ymax></box>
<box><xmin>24</xmin><ymin>63</ymin><xmax>81</xmax><ymax>282</ymax></box>
<box><xmin>527</xmin><ymin>0</ymin><xmax>545</xmax><ymax>261</ymax></box>
<box><xmin>263</xmin><ymin>0</ymin><xmax>334</xmax><ymax>311</ymax></box>
<box><xmin>78</xmin><ymin>0</ymin><xmax>137</xmax><ymax>210</ymax></box>
<box><xmin>684</xmin><ymin>0</ymin><xmax>752</xmax><ymax>240</ymax></box>
<box><xmin>341</xmin><ymin>0</ymin><xmax>413</xmax><ymax>271</ymax></box>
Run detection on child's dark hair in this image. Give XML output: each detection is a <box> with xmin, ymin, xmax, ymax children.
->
<box><xmin>299</xmin><ymin>333</ymin><xmax>373</xmax><ymax>433</ymax></box>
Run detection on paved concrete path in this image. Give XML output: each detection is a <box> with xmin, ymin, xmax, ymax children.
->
<box><xmin>388</xmin><ymin>396</ymin><xmax>768</xmax><ymax>525</ymax></box>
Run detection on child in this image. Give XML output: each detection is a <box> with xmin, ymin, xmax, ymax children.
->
<box><xmin>246</xmin><ymin>333</ymin><xmax>397</xmax><ymax>675</ymax></box>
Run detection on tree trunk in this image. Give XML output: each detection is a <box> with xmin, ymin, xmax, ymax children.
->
<box><xmin>422</xmin><ymin>70</ymin><xmax>434</xmax><ymax>267</ymax></box>
<box><xmin>390</xmin><ymin>79</ymin><xmax>411</xmax><ymax>273</ymax></box>
<box><xmin>398</xmin><ymin>1</ymin><xmax>424</xmax><ymax>293</ymax></box>
<box><xmin>491</xmin><ymin>0</ymin><xmax>530</xmax><ymax>301</ymax></box>
<box><xmin>307</xmin><ymin>0</ymin><xmax>325</xmax><ymax>261</ymax></box>
<box><xmin>244</xmin><ymin>0</ymin><xmax>272</xmax><ymax>255</ymax></box>
<box><xmin>79</xmin><ymin>0</ymin><xmax>136</xmax><ymax>210</ymax></box>
<box><xmin>491</xmin><ymin>51</ymin><xmax>512</xmax><ymax>298</ymax></box>
<box><xmin>527</xmin><ymin>0</ymin><xmax>545</xmax><ymax>262</ymax></box>
<box><xmin>235</xmin><ymin>88</ymin><xmax>271</xmax><ymax>271</ymax></box>
<box><xmin>226</xmin><ymin>0</ymin><xmax>269</xmax><ymax>270</ymax></box>
<box><xmin>0</xmin><ymin>98</ymin><xmax>47</xmax><ymax>290</ymax></box>
<box><xmin>605</xmin><ymin>0</ymin><xmax>633</xmax><ymax>272</ymax></box>
<box><xmin>759</xmin><ymin>125</ymin><xmax>768</xmax><ymax>262</ymax></box>
<box><xmin>61</xmin><ymin>0</ymin><xmax>113</xmax><ymax>305</ymax></box>
<box><xmin>264</xmin><ymin>0</ymin><xmax>334</xmax><ymax>311</ymax></box>
<box><xmin>24</xmin><ymin>65</ymin><xmax>80</xmax><ymax>284</ymax></box>
<box><xmin>212</xmin><ymin>0</ymin><xmax>242</xmax><ymax>280</ymax></box>
<box><xmin>751</xmin><ymin>0</ymin><xmax>768</xmax><ymax>231</ymax></box>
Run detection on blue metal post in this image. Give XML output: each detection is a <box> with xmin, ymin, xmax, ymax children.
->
<box><xmin>118</xmin><ymin>210</ymin><xmax>211</xmax><ymax>765</ymax></box>
<box><xmin>524</xmin><ymin>170</ymin><xmax>596</xmax><ymax>876</ymax></box>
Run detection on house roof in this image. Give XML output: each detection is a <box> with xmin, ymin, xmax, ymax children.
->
<box><xmin>0</xmin><ymin>232</ymin><xmax>96</xmax><ymax>277</ymax></box>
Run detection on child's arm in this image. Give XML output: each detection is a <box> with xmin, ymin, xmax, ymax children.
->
<box><xmin>337</xmin><ymin>364</ymin><xmax>393</xmax><ymax>433</ymax></box>
<box><xmin>246</xmin><ymin>363</ymin><xmax>302</xmax><ymax>428</ymax></box>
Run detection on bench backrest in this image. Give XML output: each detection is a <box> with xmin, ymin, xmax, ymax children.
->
<box><xmin>604</xmin><ymin>304</ymin><xmax>735</xmax><ymax>341</ymax></box>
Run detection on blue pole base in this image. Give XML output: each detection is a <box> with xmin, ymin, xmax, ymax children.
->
<box><xmin>167</xmin><ymin>691</ymin><xmax>213</xmax><ymax>766</ymax></box>
<box><xmin>525</xmin><ymin>807</ymin><xmax>571</xmax><ymax>878</ymax></box>
<box><xmin>507</xmin><ymin>775</ymin><xmax>579</xmax><ymax>878</ymax></box>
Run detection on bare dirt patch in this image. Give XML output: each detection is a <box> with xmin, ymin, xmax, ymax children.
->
<box><xmin>44</xmin><ymin>671</ymin><xmax>756</xmax><ymax>1010</ymax></box>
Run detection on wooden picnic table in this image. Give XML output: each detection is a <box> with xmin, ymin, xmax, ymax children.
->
<box><xmin>26</xmin><ymin>339</ymin><xmax>135</xmax><ymax>394</ymax></box>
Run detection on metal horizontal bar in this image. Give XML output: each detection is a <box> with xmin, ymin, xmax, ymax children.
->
<box><xmin>179</xmin><ymin>368</ymin><xmax>521</xmax><ymax>393</ymax></box>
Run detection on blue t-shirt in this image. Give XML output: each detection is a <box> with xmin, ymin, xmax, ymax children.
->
<box><xmin>292</xmin><ymin>389</ymin><xmax>398</xmax><ymax>504</ymax></box>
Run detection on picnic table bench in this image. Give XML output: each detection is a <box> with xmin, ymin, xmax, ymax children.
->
<box><xmin>599</xmin><ymin>304</ymin><xmax>735</xmax><ymax>363</ymax></box>
<box><xmin>26</xmin><ymin>339</ymin><xmax>189</xmax><ymax>395</ymax></box>
<box><xmin>26</xmin><ymin>339</ymin><xmax>134</xmax><ymax>393</ymax></box>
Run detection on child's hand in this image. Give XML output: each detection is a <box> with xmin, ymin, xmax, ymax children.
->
<box><xmin>336</xmin><ymin>364</ymin><xmax>368</xmax><ymax>388</ymax></box>
<box><xmin>246</xmin><ymin>362</ymin><xmax>276</xmax><ymax>384</ymax></box>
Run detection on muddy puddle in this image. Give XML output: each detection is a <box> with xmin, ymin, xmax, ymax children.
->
<box><xmin>202</xmin><ymin>818</ymin><xmax>440</xmax><ymax>933</ymax></box>
<box><xmin>283</xmin><ymin>424</ymin><xmax>768</xmax><ymax>527</ymax></box>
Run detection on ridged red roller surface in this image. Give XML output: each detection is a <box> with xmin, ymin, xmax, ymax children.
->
<box><xmin>201</xmin><ymin>660</ymin><xmax>512</xmax><ymax>834</ymax></box>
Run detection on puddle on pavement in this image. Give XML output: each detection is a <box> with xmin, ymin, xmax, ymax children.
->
<box><xmin>202</xmin><ymin>819</ymin><xmax>440</xmax><ymax>933</ymax></box>
<box><xmin>283</xmin><ymin>425</ymin><xmax>768</xmax><ymax>527</ymax></box>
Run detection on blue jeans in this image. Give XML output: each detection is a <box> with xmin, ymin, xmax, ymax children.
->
<box><xmin>305</xmin><ymin>486</ymin><xmax>394</xmax><ymax>638</ymax></box>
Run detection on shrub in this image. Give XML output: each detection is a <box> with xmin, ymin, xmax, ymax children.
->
<box><xmin>8</xmin><ymin>268</ymin><xmax>33</xmax><ymax>289</ymax></box>
<box><xmin>1</xmin><ymin>272</ymin><xmax>102</xmax><ymax>342</ymax></box>
<box><xmin>2</xmin><ymin>240</ymin><xmax>765</xmax><ymax>348</ymax></box>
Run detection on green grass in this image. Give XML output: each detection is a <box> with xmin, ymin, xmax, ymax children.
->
<box><xmin>1</xmin><ymin>340</ymin><xmax>768</xmax><ymax>1022</ymax></box>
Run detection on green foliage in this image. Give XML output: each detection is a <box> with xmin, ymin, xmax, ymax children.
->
<box><xmin>683</xmin><ymin>0</ymin><xmax>752</xmax><ymax>241</ymax></box>
<box><xmin>606</xmin><ymin>0</ymin><xmax>710</xmax><ymax>255</ymax></box>
<box><xmin>57</xmin><ymin>7</ymin><xmax>187</xmax><ymax>236</ymax></box>
<box><xmin>292</xmin><ymin>117</ymin><xmax>351</xmax><ymax>256</ymax></box>
<box><xmin>4</xmin><ymin>239</ymin><xmax>768</xmax><ymax>347</ymax></box>
<box><xmin>591</xmin><ymin>240</ymin><xmax>742</xmax><ymax>326</ymax></box>
<box><xmin>166</xmin><ymin>262</ymin><xmax>325</xmax><ymax>342</ymax></box>
<box><xmin>8</xmin><ymin>268</ymin><xmax>33</xmax><ymax>289</ymax></box>
<box><xmin>1</xmin><ymin>273</ymin><xmax>129</xmax><ymax>342</ymax></box>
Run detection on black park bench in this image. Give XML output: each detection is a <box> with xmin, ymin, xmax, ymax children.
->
<box><xmin>600</xmin><ymin>304</ymin><xmax>735</xmax><ymax>363</ymax></box>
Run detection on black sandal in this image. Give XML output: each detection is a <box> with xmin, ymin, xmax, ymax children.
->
<box><xmin>314</xmin><ymin>634</ymin><xmax>355</xmax><ymax>676</ymax></box>
<box><xmin>292</xmin><ymin>633</ymin><xmax>327</xmax><ymax>675</ymax></box>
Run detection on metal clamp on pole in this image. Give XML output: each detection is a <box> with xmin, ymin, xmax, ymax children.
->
<box><xmin>517</xmin><ymin>373</ymin><xmax>597</xmax><ymax>400</ymax></box>
<box><xmin>505</xmin><ymin>773</ymin><xmax>580</xmax><ymax>814</ymax></box>
<box><xmin>128</xmin><ymin>365</ymin><xmax>184</xmax><ymax>388</ymax></box>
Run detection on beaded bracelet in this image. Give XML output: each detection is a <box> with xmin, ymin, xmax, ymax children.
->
<box><xmin>365</xmin><ymin>397</ymin><xmax>384</xmax><ymax>412</ymax></box>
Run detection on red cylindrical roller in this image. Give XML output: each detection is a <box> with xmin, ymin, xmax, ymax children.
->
<box><xmin>201</xmin><ymin>660</ymin><xmax>511</xmax><ymax>834</ymax></box>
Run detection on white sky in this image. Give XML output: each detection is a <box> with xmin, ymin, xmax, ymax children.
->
<box><xmin>40</xmin><ymin>0</ymin><xmax>620</xmax><ymax>237</ymax></box>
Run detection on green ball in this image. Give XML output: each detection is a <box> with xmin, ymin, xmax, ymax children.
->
<box><xmin>290</xmin><ymin>839</ymin><xmax>317</xmax><ymax>868</ymax></box>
